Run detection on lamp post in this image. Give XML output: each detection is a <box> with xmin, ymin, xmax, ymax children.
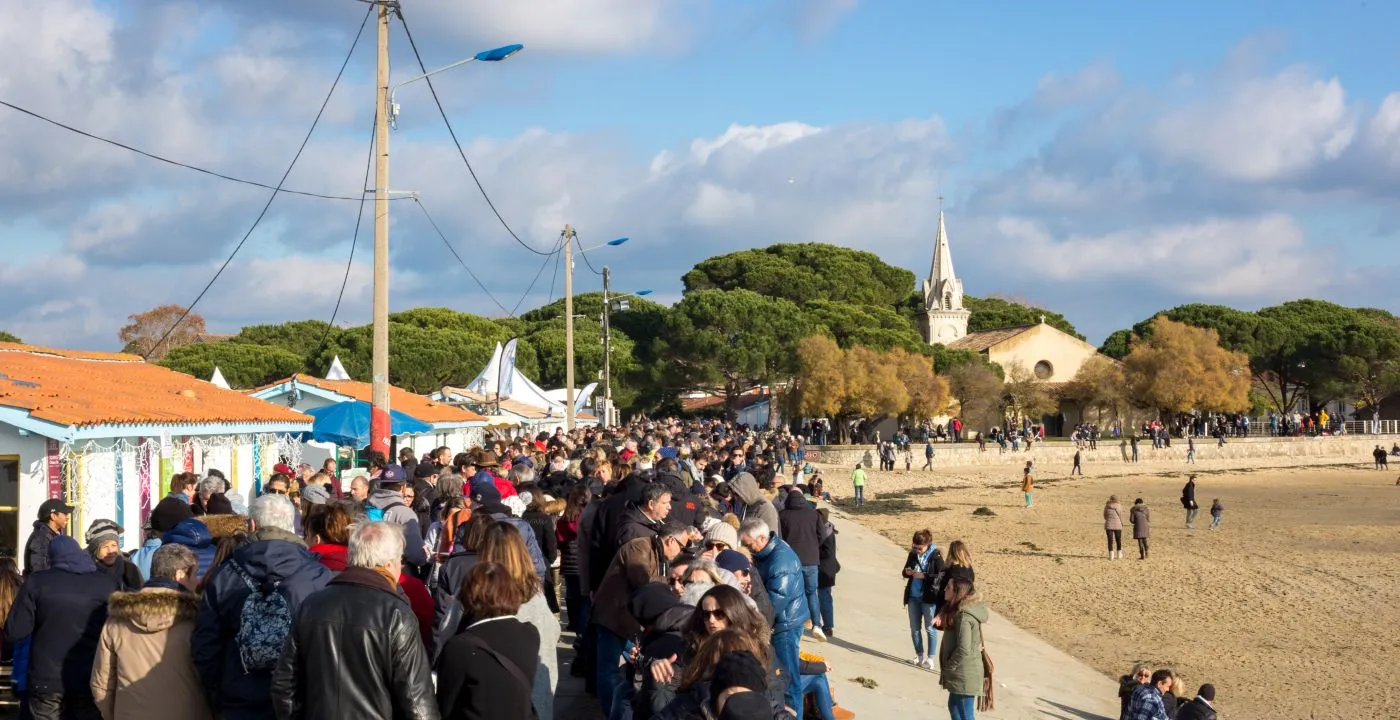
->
<box><xmin>601</xmin><ymin>270</ymin><xmax>651</xmax><ymax>427</ymax></box>
<box><xmin>563</xmin><ymin>232</ymin><xmax>629</xmax><ymax>430</ymax></box>
<box><xmin>366</xmin><ymin>27</ymin><xmax>521</xmax><ymax>457</ymax></box>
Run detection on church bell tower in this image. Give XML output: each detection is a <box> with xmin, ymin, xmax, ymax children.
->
<box><xmin>918</xmin><ymin>208</ymin><xmax>971</xmax><ymax>344</ymax></box>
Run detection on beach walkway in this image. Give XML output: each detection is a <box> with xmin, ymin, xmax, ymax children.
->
<box><xmin>811</xmin><ymin>508</ymin><xmax>1121</xmax><ymax>720</ymax></box>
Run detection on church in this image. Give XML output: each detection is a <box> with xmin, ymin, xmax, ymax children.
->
<box><xmin>917</xmin><ymin>210</ymin><xmax>1106</xmax><ymax>434</ymax></box>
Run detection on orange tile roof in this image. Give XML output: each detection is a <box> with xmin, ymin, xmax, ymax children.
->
<box><xmin>0</xmin><ymin>343</ymin><xmax>311</xmax><ymax>429</ymax></box>
<box><xmin>269</xmin><ymin>375</ymin><xmax>485</xmax><ymax>423</ymax></box>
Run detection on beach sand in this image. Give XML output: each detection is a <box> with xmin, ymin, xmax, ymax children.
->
<box><xmin>819</xmin><ymin>457</ymin><xmax>1400</xmax><ymax>720</ymax></box>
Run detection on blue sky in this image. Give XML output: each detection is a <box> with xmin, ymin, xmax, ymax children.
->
<box><xmin>2</xmin><ymin>0</ymin><xmax>1398</xmax><ymax>350</ymax></box>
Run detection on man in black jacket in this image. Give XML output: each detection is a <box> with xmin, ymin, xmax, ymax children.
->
<box><xmin>1174</xmin><ymin>683</ymin><xmax>1218</xmax><ymax>720</ymax></box>
<box><xmin>778</xmin><ymin>488</ymin><xmax>826</xmax><ymax>641</ymax></box>
<box><xmin>22</xmin><ymin>498</ymin><xmax>72</xmax><ymax>577</ymax></box>
<box><xmin>271</xmin><ymin>521</ymin><xmax>438</xmax><ymax>720</ymax></box>
<box><xmin>6</xmin><ymin>534</ymin><xmax>119</xmax><ymax>718</ymax></box>
<box><xmin>1182</xmin><ymin>474</ymin><xmax>1199</xmax><ymax>529</ymax></box>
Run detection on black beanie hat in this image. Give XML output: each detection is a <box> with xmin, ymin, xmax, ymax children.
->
<box><xmin>712</xmin><ymin>650</ymin><xmax>767</xmax><ymax>695</ymax></box>
<box><xmin>627</xmin><ymin>582</ymin><xmax>680</xmax><ymax>626</ymax></box>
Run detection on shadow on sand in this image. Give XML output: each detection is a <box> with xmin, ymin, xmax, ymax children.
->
<box><xmin>1037</xmin><ymin>697</ymin><xmax>1114</xmax><ymax>720</ymax></box>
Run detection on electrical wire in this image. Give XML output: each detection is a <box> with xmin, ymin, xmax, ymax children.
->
<box><xmin>394</xmin><ymin>6</ymin><xmax>556</xmax><ymax>256</ymax></box>
<box><xmin>545</xmin><ymin>237</ymin><xmax>564</xmax><ymax>305</ymax></box>
<box><xmin>143</xmin><ymin>4</ymin><xmax>374</xmax><ymax>360</ymax></box>
<box><xmin>573</xmin><ymin>232</ymin><xmax>605</xmax><ymax>276</ymax></box>
<box><xmin>509</xmin><ymin>234</ymin><xmax>567</xmax><ymax>316</ymax></box>
<box><xmin>0</xmin><ymin>99</ymin><xmax>406</xmax><ymax>203</ymax></box>
<box><xmin>313</xmin><ymin>114</ymin><xmax>378</xmax><ymax>357</ymax></box>
<box><xmin>412</xmin><ymin>197</ymin><xmax>514</xmax><ymax>316</ymax></box>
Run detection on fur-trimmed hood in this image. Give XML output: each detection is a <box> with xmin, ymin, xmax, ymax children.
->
<box><xmin>200</xmin><ymin>513</ymin><xmax>249</xmax><ymax>539</ymax></box>
<box><xmin>106</xmin><ymin>588</ymin><xmax>199</xmax><ymax>633</ymax></box>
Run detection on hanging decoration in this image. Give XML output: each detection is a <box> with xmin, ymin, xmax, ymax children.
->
<box><xmin>138</xmin><ymin>437</ymin><xmax>152</xmax><ymax>530</ymax></box>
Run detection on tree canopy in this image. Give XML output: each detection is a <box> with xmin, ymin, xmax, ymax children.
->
<box><xmin>159</xmin><ymin>342</ymin><xmax>305</xmax><ymax>389</ymax></box>
<box><xmin>964</xmin><ymin>296</ymin><xmax>1082</xmax><ymax>339</ymax></box>
<box><xmin>683</xmin><ymin>243</ymin><xmax>916</xmax><ymax>308</ymax></box>
<box><xmin>0</xmin><ymin>331</ymin><xmax>20</xmax><ymax>343</ymax></box>
<box><xmin>119</xmin><ymin>305</ymin><xmax>206</xmax><ymax>360</ymax></box>
<box><xmin>1122</xmin><ymin>317</ymin><xmax>1251</xmax><ymax>414</ymax></box>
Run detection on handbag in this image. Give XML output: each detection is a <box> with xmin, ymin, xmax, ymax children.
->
<box><xmin>977</xmin><ymin>633</ymin><xmax>995</xmax><ymax>712</ymax></box>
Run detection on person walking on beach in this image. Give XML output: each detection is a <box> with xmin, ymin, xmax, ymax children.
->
<box><xmin>1130</xmin><ymin>499</ymin><xmax>1151</xmax><ymax>560</ymax></box>
<box><xmin>1021</xmin><ymin>467</ymin><xmax>1034</xmax><ymax>508</ymax></box>
<box><xmin>901</xmin><ymin>529</ymin><xmax>945</xmax><ymax>669</ymax></box>
<box><xmin>1209</xmin><ymin>499</ymin><xmax>1223</xmax><ymax>529</ymax></box>
<box><xmin>1072</xmin><ymin>450</ymin><xmax>1083</xmax><ymax>476</ymax></box>
<box><xmin>1181</xmin><ymin>475</ymin><xmax>1199</xmax><ymax>529</ymax></box>
<box><xmin>1130</xmin><ymin>436</ymin><xmax>1140</xmax><ymax>463</ymax></box>
<box><xmin>1186</xmin><ymin>437</ymin><xmax>1196</xmax><ymax>465</ymax></box>
<box><xmin>851</xmin><ymin>463</ymin><xmax>867</xmax><ymax>507</ymax></box>
<box><xmin>1373</xmin><ymin>445</ymin><xmax>1388</xmax><ymax>470</ymax></box>
<box><xmin>1103</xmin><ymin>496</ymin><xmax>1124</xmax><ymax>560</ymax></box>
<box><xmin>923</xmin><ymin>440</ymin><xmax>935</xmax><ymax>471</ymax></box>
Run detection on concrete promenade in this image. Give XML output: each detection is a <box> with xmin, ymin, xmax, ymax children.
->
<box><xmin>810</xmin><ymin>507</ymin><xmax>1120</xmax><ymax>720</ymax></box>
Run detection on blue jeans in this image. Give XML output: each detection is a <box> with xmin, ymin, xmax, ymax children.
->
<box><xmin>596</xmin><ymin>626</ymin><xmax>628</xmax><ymax>716</ymax></box>
<box><xmin>801</xmin><ymin>566</ymin><xmax>822</xmax><ymax>629</ymax></box>
<box><xmin>854</xmin><ymin>485</ymin><xmax>864</xmax><ymax>506</ymax></box>
<box><xmin>906</xmin><ymin>599</ymin><xmax>938</xmax><ymax>657</ymax></box>
<box><xmin>818</xmin><ymin>586</ymin><xmax>834</xmax><ymax>633</ymax></box>
<box><xmin>948</xmin><ymin>693</ymin><xmax>976</xmax><ymax>720</ymax></box>
<box><xmin>795</xmin><ymin>673</ymin><xmax>837</xmax><ymax>720</ymax></box>
<box><xmin>772</xmin><ymin>628</ymin><xmax>803</xmax><ymax>711</ymax></box>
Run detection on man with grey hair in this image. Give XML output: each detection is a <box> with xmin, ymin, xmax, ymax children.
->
<box><xmin>740</xmin><ymin>517</ymin><xmax>808</xmax><ymax>711</ymax></box>
<box><xmin>192</xmin><ymin>494</ymin><xmax>331</xmax><ymax>720</ymax></box>
<box><xmin>272</xmin><ymin>522</ymin><xmax>436</xmax><ymax>720</ymax></box>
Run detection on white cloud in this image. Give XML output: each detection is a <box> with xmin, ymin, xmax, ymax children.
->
<box><xmin>684</xmin><ymin>183</ymin><xmax>756</xmax><ymax>226</ymax></box>
<box><xmin>409</xmin><ymin>0</ymin><xmax>682</xmax><ymax>55</ymax></box>
<box><xmin>1034</xmin><ymin>63</ymin><xmax>1121</xmax><ymax>109</ymax></box>
<box><xmin>1149</xmin><ymin>67</ymin><xmax>1357</xmax><ymax>181</ymax></box>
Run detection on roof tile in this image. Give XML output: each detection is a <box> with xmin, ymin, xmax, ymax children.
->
<box><xmin>271</xmin><ymin>376</ymin><xmax>485</xmax><ymax>423</ymax></box>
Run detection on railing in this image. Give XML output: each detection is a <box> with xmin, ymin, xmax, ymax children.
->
<box><xmin>1342</xmin><ymin>420</ymin><xmax>1400</xmax><ymax>435</ymax></box>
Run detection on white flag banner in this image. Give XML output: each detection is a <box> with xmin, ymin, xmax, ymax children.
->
<box><xmin>498</xmin><ymin>338</ymin><xmax>518</xmax><ymax>401</ymax></box>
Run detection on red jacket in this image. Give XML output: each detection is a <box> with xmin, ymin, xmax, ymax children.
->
<box><xmin>308</xmin><ymin>543</ymin><xmax>434</xmax><ymax>648</ymax></box>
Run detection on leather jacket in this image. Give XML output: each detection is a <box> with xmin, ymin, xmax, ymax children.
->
<box><xmin>271</xmin><ymin>567</ymin><xmax>438</xmax><ymax>720</ymax></box>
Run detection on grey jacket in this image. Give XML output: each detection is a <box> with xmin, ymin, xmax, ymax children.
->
<box><xmin>729</xmin><ymin>473</ymin><xmax>781</xmax><ymax>536</ymax></box>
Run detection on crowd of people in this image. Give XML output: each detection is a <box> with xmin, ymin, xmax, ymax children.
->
<box><xmin>0</xmin><ymin>419</ymin><xmax>877</xmax><ymax>720</ymax></box>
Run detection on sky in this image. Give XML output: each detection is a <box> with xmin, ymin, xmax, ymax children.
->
<box><xmin>2</xmin><ymin>0</ymin><xmax>1399</xmax><ymax>351</ymax></box>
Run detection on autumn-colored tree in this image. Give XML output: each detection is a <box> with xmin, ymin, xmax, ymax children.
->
<box><xmin>1062</xmin><ymin>355</ymin><xmax>1128</xmax><ymax>424</ymax></box>
<box><xmin>946</xmin><ymin>361</ymin><xmax>1004</xmax><ymax>433</ymax></box>
<box><xmin>793</xmin><ymin>335</ymin><xmax>847</xmax><ymax>418</ymax></box>
<box><xmin>841</xmin><ymin>346</ymin><xmax>907</xmax><ymax>418</ymax></box>
<box><xmin>1123</xmin><ymin>316</ymin><xmax>1251</xmax><ymax>414</ymax></box>
<box><xmin>888</xmin><ymin>347</ymin><xmax>950</xmax><ymax>419</ymax></box>
<box><xmin>119</xmin><ymin>305</ymin><xmax>207</xmax><ymax>360</ymax></box>
<box><xmin>1002</xmin><ymin>361</ymin><xmax>1058</xmax><ymax>427</ymax></box>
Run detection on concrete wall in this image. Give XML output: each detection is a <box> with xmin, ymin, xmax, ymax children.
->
<box><xmin>803</xmin><ymin>435</ymin><xmax>1392</xmax><ymax>469</ymax></box>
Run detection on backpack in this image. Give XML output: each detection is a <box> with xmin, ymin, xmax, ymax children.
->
<box><xmin>365</xmin><ymin>500</ymin><xmax>405</xmax><ymax>523</ymax></box>
<box><xmin>230</xmin><ymin>561</ymin><xmax>292</xmax><ymax>672</ymax></box>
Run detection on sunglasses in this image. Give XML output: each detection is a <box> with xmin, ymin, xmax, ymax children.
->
<box><xmin>668</xmin><ymin>576</ymin><xmax>686</xmax><ymax>587</ymax></box>
<box><xmin>266</xmin><ymin>488</ymin><xmax>287</xmax><ymax>495</ymax></box>
<box><xmin>704</xmin><ymin>541</ymin><xmax>729</xmax><ymax>551</ymax></box>
<box><xmin>702</xmin><ymin>608</ymin><xmax>727</xmax><ymax>620</ymax></box>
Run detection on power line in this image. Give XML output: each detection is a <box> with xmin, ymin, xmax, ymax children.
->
<box><xmin>546</xmin><ymin>237</ymin><xmax>564</xmax><ymax>305</ymax></box>
<box><xmin>0</xmin><ymin>99</ymin><xmax>407</xmax><ymax>203</ymax></box>
<box><xmin>509</xmin><ymin>234</ymin><xmax>567</xmax><ymax>316</ymax></box>
<box><xmin>395</xmin><ymin>6</ymin><xmax>556</xmax><ymax>256</ymax></box>
<box><xmin>412</xmin><ymin>197</ymin><xmax>515</xmax><ymax>316</ymax></box>
<box><xmin>144</xmin><ymin>4</ymin><xmax>374</xmax><ymax>359</ymax></box>
<box><xmin>573</xmin><ymin>232</ymin><xmax>605</xmax><ymax>276</ymax></box>
<box><xmin>314</xmin><ymin>115</ymin><xmax>379</xmax><ymax>358</ymax></box>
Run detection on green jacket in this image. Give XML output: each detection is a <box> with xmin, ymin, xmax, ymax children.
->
<box><xmin>851</xmin><ymin>468</ymin><xmax>866</xmax><ymax>487</ymax></box>
<box><xmin>938</xmin><ymin>601</ymin><xmax>989</xmax><ymax>696</ymax></box>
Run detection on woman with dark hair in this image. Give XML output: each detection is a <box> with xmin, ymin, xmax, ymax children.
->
<box><xmin>557</xmin><ymin>485</ymin><xmax>591</xmax><ymax>633</ymax></box>
<box><xmin>654</xmin><ymin>629</ymin><xmax>786</xmax><ymax>720</ymax></box>
<box><xmin>0</xmin><ymin>557</ymin><xmax>22</xmax><ymax>663</ymax></box>
<box><xmin>935</xmin><ymin>570</ymin><xmax>988</xmax><ymax>720</ymax></box>
<box><xmin>436</xmin><ymin>562</ymin><xmax>539</xmax><ymax>720</ymax></box>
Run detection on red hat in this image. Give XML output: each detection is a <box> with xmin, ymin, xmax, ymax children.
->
<box><xmin>273</xmin><ymin>463</ymin><xmax>295</xmax><ymax>476</ymax></box>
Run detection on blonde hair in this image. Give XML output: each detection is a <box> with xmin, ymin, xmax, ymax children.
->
<box><xmin>946</xmin><ymin>539</ymin><xmax>972</xmax><ymax>568</ymax></box>
<box><xmin>478</xmin><ymin>522</ymin><xmax>541</xmax><ymax>599</ymax></box>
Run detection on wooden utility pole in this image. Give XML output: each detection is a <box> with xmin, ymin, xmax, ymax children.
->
<box><xmin>370</xmin><ymin>1</ymin><xmax>392</xmax><ymax>456</ymax></box>
<box><xmin>601</xmin><ymin>264</ymin><xmax>612</xmax><ymax>427</ymax></box>
<box><xmin>564</xmin><ymin>224</ymin><xmax>576</xmax><ymax>431</ymax></box>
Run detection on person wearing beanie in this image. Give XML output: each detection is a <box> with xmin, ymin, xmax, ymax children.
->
<box><xmin>85</xmin><ymin>519</ymin><xmax>144</xmax><ymax>591</ymax></box>
<box><xmin>702</xmin><ymin>522</ymin><xmax>740</xmax><ymax>559</ymax></box>
<box><xmin>1175</xmin><ymin>683</ymin><xmax>1218</xmax><ymax>720</ymax></box>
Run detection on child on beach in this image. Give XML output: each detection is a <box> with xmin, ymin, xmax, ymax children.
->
<box><xmin>1209</xmin><ymin>498</ymin><xmax>1223</xmax><ymax>529</ymax></box>
<box><xmin>1021</xmin><ymin>467</ymin><xmax>1034</xmax><ymax>508</ymax></box>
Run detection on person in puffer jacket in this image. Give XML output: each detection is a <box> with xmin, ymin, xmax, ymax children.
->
<box><xmin>161</xmin><ymin>518</ymin><xmax>218</xmax><ymax>577</ymax></box>
<box><xmin>739</xmin><ymin>518</ymin><xmax>808</xmax><ymax>713</ymax></box>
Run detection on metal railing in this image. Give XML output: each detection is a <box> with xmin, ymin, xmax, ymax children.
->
<box><xmin>1342</xmin><ymin>420</ymin><xmax>1400</xmax><ymax>435</ymax></box>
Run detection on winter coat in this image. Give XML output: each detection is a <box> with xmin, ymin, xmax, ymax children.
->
<box><xmin>1104</xmin><ymin>502</ymin><xmax>1125</xmax><ymax>531</ymax></box>
<box><xmin>777</xmin><ymin>492</ymin><xmax>822</xmax><ymax>566</ymax></box>
<box><xmin>751</xmin><ymin>533</ymin><xmax>807</xmax><ymax>635</ymax></box>
<box><xmin>937</xmin><ymin>601</ymin><xmax>988</xmax><ymax>697</ymax></box>
<box><xmin>556</xmin><ymin>517</ymin><xmax>581</xmax><ymax>576</ymax></box>
<box><xmin>590</xmin><ymin>474</ymin><xmax>652</xmax><ymax>590</ymax></box>
<box><xmin>310</xmin><ymin>543</ymin><xmax>434</xmax><ymax>650</ymax></box>
<box><xmin>521</xmin><ymin>509</ymin><xmax>559</xmax><ymax>566</ymax></box>
<box><xmin>93</xmin><ymin>550</ymin><xmax>145</xmax><ymax>592</ymax></box>
<box><xmin>654</xmin><ymin>471</ymin><xmax>705</xmax><ymax>530</ymax></box>
<box><xmin>1181</xmin><ymin>480</ymin><xmax>1197</xmax><ymax>510</ymax></box>
<box><xmin>593</xmin><ymin>536</ymin><xmax>665</xmax><ymax>639</ymax></box>
<box><xmin>653</xmin><ymin>666</ymin><xmax>792</xmax><ymax>720</ymax></box>
<box><xmin>816</xmin><ymin>522</ymin><xmax>840</xmax><ymax>589</ymax></box>
<box><xmin>475</xmin><ymin>501</ymin><xmax>548</xmax><ymax>579</ymax></box>
<box><xmin>91</xmin><ymin>586</ymin><xmax>212</xmax><ymax>720</ymax></box>
<box><xmin>270</xmin><ymin>567</ymin><xmax>438</xmax><ymax>720</ymax></box>
<box><xmin>4</xmin><ymin>536</ymin><xmax>118</xmax><ymax>694</ymax></box>
<box><xmin>729</xmin><ymin>472</ymin><xmax>782</xmax><ymax>535</ymax></box>
<box><xmin>616</xmin><ymin>507</ymin><xmax>663</xmax><ymax>549</ymax></box>
<box><xmin>1174</xmin><ymin>697</ymin><xmax>1218</xmax><ymax>720</ymax></box>
<box><xmin>633</xmin><ymin>605</ymin><xmax>693</xmax><ymax>720</ymax></box>
<box><xmin>435</xmin><ymin>617</ymin><xmax>540</xmax><ymax>720</ymax></box>
<box><xmin>516</xmin><ymin>592</ymin><xmax>560</xmax><ymax>720</ymax></box>
<box><xmin>131</xmin><ymin>538</ymin><xmax>163</xmax><ymax>581</ymax></box>
<box><xmin>1118</xmin><ymin>675</ymin><xmax>1143</xmax><ymax>720</ymax></box>
<box><xmin>1130</xmin><ymin>504</ymin><xmax>1151</xmax><ymax>539</ymax></box>
<box><xmin>22</xmin><ymin>520</ymin><xmax>58</xmax><ymax>577</ymax></box>
<box><xmin>191</xmin><ymin>527</ymin><xmax>333</xmax><ymax>720</ymax></box>
<box><xmin>429</xmin><ymin>550</ymin><xmax>479</xmax><ymax>662</ymax></box>
<box><xmin>902</xmin><ymin>546</ymin><xmax>946</xmax><ymax>606</ymax></box>
<box><xmin>369</xmin><ymin>489</ymin><xmax>429</xmax><ymax>567</ymax></box>
<box><xmin>162</xmin><ymin>518</ymin><xmax>218</xmax><ymax>577</ymax></box>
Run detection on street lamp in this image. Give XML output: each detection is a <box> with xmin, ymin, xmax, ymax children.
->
<box><xmin>388</xmin><ymin>43</ymin><xmax>524</xmax><ymax>129</ymax></box>
<box><xmin>366</xmin><ymin>32</ymin><xmax>522</xmax><ymax>457</ymax></box>
<box><xmin>562</xmin><ymin>228</ymin><xmax>631</xmax><ymax>430</ymax></box>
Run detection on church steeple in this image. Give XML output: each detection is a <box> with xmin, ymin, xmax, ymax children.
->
<box><xmin>918</xmin><ymin>204</ymin><xmax>971</xmax><ymax>344</ymax></box>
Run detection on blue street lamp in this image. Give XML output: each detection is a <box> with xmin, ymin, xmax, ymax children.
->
<box><xmin>389</xmin><ymin>43</ymin><xmax>524</xmax><ymax>129</ymax></box>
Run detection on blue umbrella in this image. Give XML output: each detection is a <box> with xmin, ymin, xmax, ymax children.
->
<box><xmin>302</xmin><ymin>400</ymin><xmax>432</xmax><ymax>447</ymax></box>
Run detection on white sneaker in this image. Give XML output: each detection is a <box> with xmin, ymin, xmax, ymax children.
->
<box><xmin>920</xmin><ymin>657</ymin><xmax>935</xmax><ymax>670</ymax></box>
<box><xmin>809</xmin><ymin>626</ymin><xmax>828</xmax><ymax>642</ymax></box>
<box><xmin>912</xmin><ymin>654</ymin><xmax>926</xmax><ymax>667</ymax></box>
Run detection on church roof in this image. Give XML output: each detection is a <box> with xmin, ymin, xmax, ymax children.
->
<box><xmin>945</xmin><ymin>325</ymin><xmax>1036</xmax><ymax>352</ymax></box>
<box><xmin>928</xmin><ymin>210</ymin><xmax>958</xmax><ymax>288</ymax></box>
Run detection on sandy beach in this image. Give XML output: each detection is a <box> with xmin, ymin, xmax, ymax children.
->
<box><xmin>819</xmin><ymin>455</ymin><xmax>1400</xmax><ymax>720</ymax></box>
